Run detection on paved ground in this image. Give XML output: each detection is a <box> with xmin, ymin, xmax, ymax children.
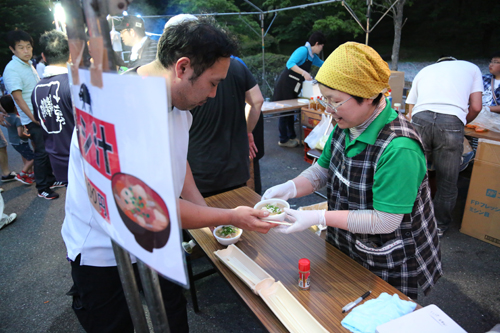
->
<box><xmin>0</xmin><ymin>115</ymin><xmax>499</xmax><ymax>332</ymax></box>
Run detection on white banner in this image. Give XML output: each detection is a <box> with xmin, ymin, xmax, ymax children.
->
<box><xmin>69</xmin><ymin>69</ymin><xmax>187</xmax><ymax>286</ymax></box>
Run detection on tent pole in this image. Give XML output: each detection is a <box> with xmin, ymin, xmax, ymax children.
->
<box><xmin>261</xmin><ymin>13</ymin><xmax>266</xmax><ymax>97</ymax></box>
<box><xmin>366</xmin><ymin>0</ymin><xmax>372</xmax><ymax>45</ymax></box>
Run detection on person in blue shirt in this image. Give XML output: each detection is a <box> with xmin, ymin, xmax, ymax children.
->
<box><xmin>273</xmin><ymin>32</ymin><xmax>325</xmax><ymax>147</ymax></box>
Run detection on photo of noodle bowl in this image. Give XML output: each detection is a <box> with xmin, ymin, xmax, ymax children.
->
<box><xmin>111</xmin><ymin>172</ymin><xmax>170</xmax><ymax>252</ymax></box>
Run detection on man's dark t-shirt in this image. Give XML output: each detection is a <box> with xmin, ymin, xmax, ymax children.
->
<box><xmin>188</xmin><ymin>58</ymin><xmax>257</xmax><ymax>194</ymax></box>
<box><xmin>32</xmin><ymin>73</ymin><xmax>74</xmax><ymax>182</ymax></box>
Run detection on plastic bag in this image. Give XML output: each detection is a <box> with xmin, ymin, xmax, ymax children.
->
<box><xmin>304</xmin><ymin>114</ymin><xmax>333</xmax><ymax>150</ymax></box>
<box><xmin>469</xmin><ymin>106</ymin><xmax>500</xmax><ymax>132</ymax></box>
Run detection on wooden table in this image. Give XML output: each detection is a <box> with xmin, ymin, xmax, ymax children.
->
<box><xmin>464</xmin><ymin>127</ymin><xmax>500</xmax><ymax>142</ymax></box>
<box><xmin>262</xmin><ymin>99</ymin><xmax>308</xmax><ymax>143</ymax></box>
<box><xmin>188</xmin><ymin>187</ymin><xmax>416</xmax><ymax>332</ymax></box>
<box><xmin>261</xmin><ymin>99</ymin><xmax>308</xmax><ymax>115</ymax></box>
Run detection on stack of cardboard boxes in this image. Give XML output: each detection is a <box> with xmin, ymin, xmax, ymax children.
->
<box><xmin>461</xmin><ymin>139</ymin><xmax>500</xmax><ymax>248</ymax></box>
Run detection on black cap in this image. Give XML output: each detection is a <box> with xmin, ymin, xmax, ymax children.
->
<box><xmin>116</xmin><ymin>16</ymin><xmax>145</xmax><ymax>32</ymax></box>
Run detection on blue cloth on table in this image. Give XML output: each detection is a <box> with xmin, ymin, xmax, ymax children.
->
<box><xmin>341</xmin><ymin>292</ymin><xmax>417</xmax><ymax>333</ymax></box>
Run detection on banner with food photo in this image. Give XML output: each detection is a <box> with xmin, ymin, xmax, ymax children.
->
<box><xmin>69</xmin><ymin>69</ymin><xmax>187</xmax><ymax>286</ymax></box>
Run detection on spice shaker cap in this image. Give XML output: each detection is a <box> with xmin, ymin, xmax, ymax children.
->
<box><xmin>298</xmin><ymin>258</ymin><xmax>310</xmax><ymax>271</ymax></box>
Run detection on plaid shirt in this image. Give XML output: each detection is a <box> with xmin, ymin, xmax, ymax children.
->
<box><xmin>483</xmin><ymin>73</ymin><xmax>500</xmax><ymax>106</ymax></box>
<box><xmin>325</xmin><ymin>114</ymin><xmax>442</xmax><ymax>299</ymax></box>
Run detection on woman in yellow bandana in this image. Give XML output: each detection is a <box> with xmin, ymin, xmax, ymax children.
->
<box><xmin>263</xmin><ymin>42</ymin><xmax>442</xmax><ymax>299</ymax></box>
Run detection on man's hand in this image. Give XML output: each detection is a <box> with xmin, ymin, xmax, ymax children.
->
<box><xmin>229</xmin><ymin>206</ymin><xmax>276</xmax><ymax>234</ymax></box>
<box><xmin>275</xmin><ymin>209</ymin><xmax>326</xmax><ymax>234</ymax></box>
<box><xmin>248</xmin><ymin>132</ymin><xmax>258</xmax><ymax>159</ymax></box>
<box><xmin>262</xmin><ymin>180</ymin><xmax>297</xmax><ymax>200</ymax></box>
<box><xmin>0</xmin><ymin>112</ymin><xmax>8</xmax><ymax>127</ymax></box>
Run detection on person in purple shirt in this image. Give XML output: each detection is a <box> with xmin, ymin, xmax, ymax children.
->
<box><xmin>32</xmin><ymin>30</ymin><xmax>74</xmax><ymax>186</ymax></box>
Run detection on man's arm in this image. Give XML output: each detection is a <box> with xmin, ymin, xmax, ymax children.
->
<box><xmin>179</xmin><ymin>198</ymin><xmax>273</xmax><ymax>233</ymax></box>
<box><xmin>466</xmin><ymin>91</ymin><xmax>483</xmax><ymax>124</ymax></box>
<box><xmin>179</xmin><ymin>161</ymin><xmax>274</xmax><ymax>232</ymax></box>
<box><xmin>245</xmin><ymin>84</ymin><xmax>263</xmax><ymax>133</ymax></box>
<box><xmin>0</xmin><ymin>103</ymin><xmax>8</xmax><ymax>127</ymax></box>
<box><xmin>17</xmin><ymin>126</ymin><xmax>30</xmax><ymax>140</ymax></box>
<box><xmin>11</xmin><ymin>91</ymin><xmax>38</xmax><ymax>125</ymax></box>
<box><xmin>245</xmin><ymin>84</ymin><xmax>263</xmax><ymax>159</ymax></box>
<box><xmin>407</xmin><ymin>104</ymin><xmax>414</xmax><ymax>120</ymax></box>
<box><xmin>489</xmin><ymin>105</ymin><xmax>500</xmax><ymax>113</ymax></box>
<box><xmin>179</xmin><ymin>161</ymin><xmax>274</xmax><ymax>233</ymax></box>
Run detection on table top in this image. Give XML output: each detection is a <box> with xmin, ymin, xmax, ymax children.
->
<box><xmin>464</xmin><ymin>127</ymin><xmax>500</xmax><ymax>142</ymax></box>
<box><xmin>262</xmin><ymin>99</ymin><xmax>308</xmax><ymax>115</ymax></box>
<box><xmin>188</xmin><ymin>187</ymin><xmax>416</xmax><ymax>332</ymax></box>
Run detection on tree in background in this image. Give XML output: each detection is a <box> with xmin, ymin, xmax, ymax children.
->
<box><xmin>373</xmin><ymin>0</ymin><xmax>410</xmax><ymax>70</ymax></box>
<box><xmin>0</xmin><ymin>0</ymin><xmax>54</xmax><ymax>71</ymax></box>
<box><xmin>262</xmin><ymin>0</ymin><xmax>365</xmax><ymax>54</ymax></box>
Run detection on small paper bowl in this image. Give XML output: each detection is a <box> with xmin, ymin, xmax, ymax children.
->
<box><xmin>213</xmin><ymin>225</ymin><xmax>243</xmax><ymax>246</ymax></box>
<box><xmin>254</xmin><ymin>199</ymin><xmax>290</xmax><ymax>222</ymax></box>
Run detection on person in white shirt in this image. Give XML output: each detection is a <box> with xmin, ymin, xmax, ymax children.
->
<box><xmin>35</xmin><ymin>55</ymin><xmax>45</xmax><ymax>79</ymax></box>
<box><xmin>62</xmin><ymin>16</ymin><xmax>275</xmax><ymax>333</ymax></box>
<box><xmin>406</xmin><ymin>57</ymin><xmax>483</xmax><ymax>237</ymax></box>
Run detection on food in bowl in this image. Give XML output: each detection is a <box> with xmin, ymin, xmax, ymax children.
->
<box><xmin>215</xmin><ymin>226</ymin><xmax>240</xmax><ymax>238</ymax></box>
<box><xmin>213</xmin><ymin>225</ymin><xmax>243</xmax><ymax>245</ymax></box>
<box><xmin>261</xmin><ymin>203</ymin><xmax>285</xmax><ymax>216</ymax></box>
<box><xmin>253</xmin><ymin>199</ymin><xmax>290</xmax><ymax>221</ymax></box>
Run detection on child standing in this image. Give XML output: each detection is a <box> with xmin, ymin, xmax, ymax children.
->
<box><xmin>0</xmin><ymin>95</ymin><xmax>34</xmax><ymax>185</ymax></box>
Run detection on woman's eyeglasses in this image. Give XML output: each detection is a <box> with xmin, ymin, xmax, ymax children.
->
<box><xmin>318</xmin><ymin>96</ymin><xmax>352</xmax><ymax>113</ymax></box>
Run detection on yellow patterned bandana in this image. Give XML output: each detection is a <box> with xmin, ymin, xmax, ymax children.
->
<box><xmin>315</xmin><ymin>42</ymin><xmax>391</xmax><ymax>99</ymax></box>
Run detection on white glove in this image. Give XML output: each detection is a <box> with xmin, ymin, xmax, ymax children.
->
<box><xmin>262</xmin><ymin>180</ymin><xmax>297</xmax><ymax>200</ymax></box>
<box><xmin>275</xmin><ymin>209</ymin><xmax>326</xmax><ymax>234</ymax></box>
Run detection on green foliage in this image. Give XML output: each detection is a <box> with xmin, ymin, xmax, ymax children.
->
<box><xmin>127</xmin><ymin>0</ymin><xmax>164</xmax><ymax>16</ymax></box>
<box><xmin>0</xmin><ymin>0</ymin><xmax>54</xmax><ymax>71</ymax></box>
<box><xmin>314</xmin><ymin>14</ymin><xmax>364</xmax><ymax>38</ymax></box>
<box><xmin>162</xmin><ymin>0</ymin><xmax>278</xmax><ymax>54</ymax></box>
<box><xmin>242</xmin><ymin>53</ymin><xmax>289</xmax><ymax>97</ymax></box>
<box><xmin>261</xmin><ymin>0</ymin><xmax>365</xmax><ymax>44</ymax></box>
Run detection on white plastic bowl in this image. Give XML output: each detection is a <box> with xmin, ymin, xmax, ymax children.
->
<box><xmin>254</xmin><ymin>199</ymin><xmax>290</xmax><ymax>222</ymax></box>
<box><xmin>213</xmin><ymin>225</ymin><xmax>243</xmax><ymax>246</ymax></box>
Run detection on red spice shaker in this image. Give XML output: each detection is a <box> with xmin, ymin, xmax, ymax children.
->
<box><xmin>298</xmin><ymin>258</ymin><xmax>310</xmax><ymax>290</ymax></box>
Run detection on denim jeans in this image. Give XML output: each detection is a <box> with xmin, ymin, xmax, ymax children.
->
<box><xmin>26</xmin><ymin>122</ymin><xmax>56</xmax><ymax>192</ymax></box>
<box><xmin>412</xmin><ymin>111</ymin><xmax>464</xmax><ymax>226</ymax></box>
<box><xmin>279</xmin><ymin>116</ymin><xmax>297</xmax><ymax>143</ymax></box>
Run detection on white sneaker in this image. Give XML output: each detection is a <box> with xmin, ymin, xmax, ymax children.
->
<box><xmin>0</xmin><ymin>213</ymin><xmax>17</xmax><ymax>230</ymax></box>
<box><xmin>278</xmin><ymin>139</ymin><xmax>299</xmax><ymax>148</ymax></box>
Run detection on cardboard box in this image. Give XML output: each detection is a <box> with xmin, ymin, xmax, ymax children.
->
<box><xmin>389</xmin><ymin>71</ymin><xmax>405</xmax><ymax>105</ymax></box>
<box><xmin>461</xmin><ymin>139</ymin><xmax>500</xmax><ymax>247</ymax></box>
<box><xmin>301</xmin><ymin>107</ymin><xmax>324</xmax><ymax>128</ymax></box>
